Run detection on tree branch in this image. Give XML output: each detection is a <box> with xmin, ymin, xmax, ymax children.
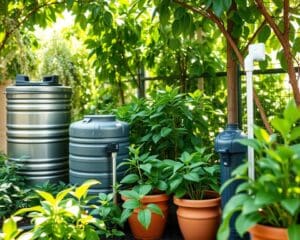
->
<box><xmin>0</xmin><ymin>1</ymin><xmax>61</xmax><ymax>52</ymax></box>
<box><xmin>283</xmin><ymin>0</ymin><xmax>289</xmax><ymax>38</ymax></box>
<box><xmin>173</xmin><ymin>0</ymin><xmax>244</xmax><ymax>67</ymax></box>
<box><xmin>254</xmin><ymin>0</ymin><xmax>285</xmax><ymax>44</ymax></box>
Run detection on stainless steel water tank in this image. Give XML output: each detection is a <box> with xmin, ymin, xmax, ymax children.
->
<box><xmin>6</xmin><ymin>75</ymin><xmax>71</xmax><ymax>184</ymax></box>
<box><xmin>69</xmin><ymin>115</ymin><xmax>129</xmax><ymax>194</ymax></box>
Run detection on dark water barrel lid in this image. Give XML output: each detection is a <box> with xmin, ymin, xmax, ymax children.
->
<box><xmin>15</xmin><ymin>74</ymin><xmax>61</xmax><ymax>86</ymax></box>
<box><xmin>70</xmin><ymin>115</ymin><xmax>129</xmax><ymax>138</ymax></box>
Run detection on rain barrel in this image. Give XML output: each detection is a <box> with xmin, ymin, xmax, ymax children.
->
<box><xmin>69</xmin><ymin>115</ymin><xmax>129</xmax><ymax>194</ymax></box>
<box><xmin>6</xmin><ymin>75</ymin><xmax>72</xmax><ymax>184</ymax></box>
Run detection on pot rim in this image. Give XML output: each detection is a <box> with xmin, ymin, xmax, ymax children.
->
<box><xmin>121</xmin><ymin>192</ymin><xmax>169</xmax><ymax>203</ymax></box>
<box><xmin>249</xmin><ymin>224</ymin><xmax>288</xmax><ymax>239</ymax></box>
<box><xmin>173</xmin><ymin>190</ymin><xmax>221</xmax><ymax>208</ymax></box>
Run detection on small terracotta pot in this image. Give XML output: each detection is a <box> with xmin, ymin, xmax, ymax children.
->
<box><xmin>249</xmin><ymin>224</ymin><xmax>288</xmax><ymax>240</ymax></box>
<box><xmin>173</xmin><ymin>190</ymin><xmax>221</xmax><ymax>240</ymax></box>
<box><xmin>122</xmin><ymin>193</ymin><xmax>169</xmax><ymax>240</ymax></box>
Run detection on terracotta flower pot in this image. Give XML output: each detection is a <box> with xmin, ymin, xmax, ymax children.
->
<box><xmin>173</xmin><ymin>190</ymin><xmax>221</xmax><ymax>240</ymax></box>
<box><xmin>122</xmin><ymin>193</ymin><xmax>169</xmax><ymax>240</ymax></box>
<box><xmin>249</xmin><ymin>224</ymin><xmax>288</xmax><ymax>240</ymax></box>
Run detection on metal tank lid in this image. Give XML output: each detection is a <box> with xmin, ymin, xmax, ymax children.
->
<box><xmin>5</xmin><ymin>75</ymin><xmax>71</xmax><ymax>93</ymax></box>
<box><xmin>70</xmin><ymin>115</ymin><xmax>129</xmax><ymax>138</ymax></box>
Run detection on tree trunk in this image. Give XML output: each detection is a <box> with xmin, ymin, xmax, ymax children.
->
<box><xmin>226</xmin><ymin>4</ymin><xmax>239</xmax><ymax>125</ymax></box>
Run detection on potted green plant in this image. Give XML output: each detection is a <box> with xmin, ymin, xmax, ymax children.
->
<box><xmin>164</xmin><ymin>147</ymin><xmax>221</xmax><ymax>240</ymax></box>
<box><xmin>11</xmin><ymin>180</ymin><xmax>107</xmax><ymax>239</ymax></box>
<box><xmin>217</xmin><ymin>101</ymin><xmax>300</xmax><ymax>240</ymax></box>
<box><xmin>118</xmin><ymin>145</ymin><xmax>170</xmax><ymax>240</ymax></box>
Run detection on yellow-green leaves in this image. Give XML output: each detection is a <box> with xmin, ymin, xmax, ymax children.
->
<box><xmin>72</xmin><ymin>179</ymin><xmax>100</xmax><ymax>200</ymax></box>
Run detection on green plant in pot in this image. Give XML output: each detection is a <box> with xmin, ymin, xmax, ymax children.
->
<box><xmin>118</xmin><ymin>145</ymin><xmax>170</xmax><ymax>240</ymax></box>
<box><xmin>217</xmin><ymin>101</ymin><xmax>300</xmax><ymax>240</ymax></box>
<box><xmin>164</xmin><ymin>147</ymin><xmax>221</xmax><ymax>240</ymax></box>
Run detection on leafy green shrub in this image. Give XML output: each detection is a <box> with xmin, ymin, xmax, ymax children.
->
<box><xmin>90</xmin><ymin>193</ymin><xmax>125</xmax><ymax>239</ymax></box>
<box><xmin>164</xmin><ymin>147</ymin><xmax>220</xmax><ymax>199</ymax></box>
<box><xmin>0</xmin><ymin>153</ymin><xmax>31</xmax><ymax>220</ymax></box>
<box><xmin>218</xmin><ymin>101</ymin><xmax>300</xmax><ymax>240</ymax></box>
<box><xmin>117</xmin><ymin>86</ymin><xmax>224</xmax><ymax>160</ymax></box>
<box><xmin>13</xmin><ymin>180</ymin><xmax>107</xmax><ymax>239</ymax></box>
<box><xmin>118</xmin><ymin>145</ymin><xmax>170</xmax><ymax>193</ymax></box>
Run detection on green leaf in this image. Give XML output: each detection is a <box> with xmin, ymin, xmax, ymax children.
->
<box><xmin>271</xmin><ymin>117</ymin><xmax>291</xmax><ymax>138</ymax></box>
<box><xmin>217</xmin><ymin>210</ymin><xmax>232</xmax><ymax>240</ymax></box>
<box><xmin>283</xmin><ymin>100</ymin><xmax>300</xmax><ymax>125</ymax></box>
<box><xmin>255</xmin><ymin>127</ymin><xmax>270</xmax><ymax>143</ymax></box>
<box><xmin>35</xmin><ymin>190</ymin><xmax>55</xmax><ymax>204</ymax></box>
<box><xmin>238</xmin><ymin>138</ymin><xmax>261</xmax><ymax>152</ymax></box>
<box><xmin>172</xmin><ymin>20</ymin><xmax>181</xmax><ymax>36</ymax></box>
<box><xmin>157</xmin><ymin>180</ymin><xmax>168</xmax><ymax>191</ymax></box>
<box><xmin>254</xmin><ymin>191</ymin><xmax>275</xmax><ymax>206</ymax></box>
<box><xmin>55</xmin><ymin>187</ymin><xmax>73</xmax><ymax>204</ymax></box>
<box><xmin>235</xmin><ymin>212</ymin><xmax>261</xmax><ymax>236</ymax></box>
<box><xmin>183</xmin><ymin>172</ymin><xmax>200</xmax><ymax>182</ymax></box>
<box><xmin>73</xmin><ymin>180</ymin><xmax>100</xmax><ymax>200</ymax></box>
<box><xmin>14</xmin><ymin>206</ymin><xmax>44</xmax><ymax>216</ymax></box>
<box><xmin>140</xmin><ymin>164</ymin><xmax>152</xmax><ymax>174</ymax></box>
<box><xmin>223</xmin><ymin>193</ymin><xmax>248</xmax><ymax>216</ymax></box>
<box><xmin>120</xmin><ymin>190</ymin><xmax>140</xmax><ymax>200</ymax></box>
<box><xmin>122</xmin><ymin>199</ymin><xmax>140</xmax><ymax>210</ymax></box>
<box><xmin>293</xmin><ymin>37</ymin><xmax>300</xmax><ymax>53</ymax></box>
<box><xmin>212</xmin><ymin>0</ymin><xmax>224</xmax><ymax>17</ymax></box>
<box><xmin>147</xmin><ymin>203</ymin><xmax>163</xmax><ymax>216</ymax></box>
<box><xmin>152</xmin><ymin>134</ymin><xmax>161</xmax><ymax>144</ymax></box>
<box><xmin>288</xmin><ymin>224</ymin><xmax>300</xmax><ymax>240</ymax></box>
<box><xmin>120</xmin><ymin>174</ymin><xmax>139</xmax><ymax>184</ymax></box>
<box><xmin>138</xmin><ymin>208</ymin><xmax>151</xmax><ymax>229</ymax></box>
<box><xmin>160</xmin><ymin>127</ymin><xmax>172</xmax><ymax>137</ymax></box>
<box><xmin>258</xmin><ymin>25</ymin><xmax>271</xmax><ymax>42</ymax></box>
<box><xmin>138</xmin><ymin>185</ymin><xmax>152</xmax><ymax>196</ymax></box>
<box><xmin>120</xmin><ymin>209</ymin><xmax>132</xmax><ymax>223</ymax></box>
<box><xmin>242</xmin><ymin>198</ymin><xmax>260</xmax><ymax>215</ymax></box>
<box><xmin>103</xmin><ymin>11</ymin><xmax>113</xmax><ymax>27</ymax></box>
<box><xmin>159</xmin><ymin>4</ymin><xmax>170</xmax><ymax>25</ymax></box>
<box><xmin>290</xmin><ymin>127</ymin><xmax>300</xmax><ymax>142</ymax></box>
<box><xmin>280</xmin><ymin>199</ymin><xmax>300</xmax><ymax>215</ymax></box>
<box><xmin>2</xmin><ymin>217</ymin><xmax>18</xmax><ymax>236</ymax></box>
<box><xmin>169</xmin><ymin>177</ymin><xmax>183</xmax><ymax>192</ymax></box>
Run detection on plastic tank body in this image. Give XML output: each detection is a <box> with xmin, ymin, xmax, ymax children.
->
<box><xmin>69</xmin><ymin>115</ymin><xmax>129</xmax><ymax>194</ymax></box>
<box><xmin>6</xmin><ymin>75</ymin><xmax>72</xmax><ymax>184</ymax></box>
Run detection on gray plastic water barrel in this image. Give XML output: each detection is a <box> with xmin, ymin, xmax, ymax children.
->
<box><xmin>6</xmin><ymin>75</ymin><xmax>72</xmax><ymax>184</ymax></box>
<box><xmin>69</xmin><ymin>115</ymin><xmax>129</xmax><ymax>194</ymax></box>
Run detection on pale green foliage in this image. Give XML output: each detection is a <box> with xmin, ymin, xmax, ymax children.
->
<box><xmin>117</xmin><ymin>86</ymin><xmax>226</xmax><ymax>159</ymax></box>
<box><xmin>9</xmin><ymin>180</ymin><xmax>106</xmax><ymax>240</ymax></box>
<box><xmin>218</xmin><ymin>101</ymin><xmax>300</xmax><ymax>240</ymax></box>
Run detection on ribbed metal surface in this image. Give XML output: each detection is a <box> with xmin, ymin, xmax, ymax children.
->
<box><xmin>6</xmin><ymin>85</ymin><xmax>71</xmax><ymax>184</ymax></box>
<box><xmin>69</xmin><ymin>115</ymin><xmax>129</xmax><ymax>194</ymax></box>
